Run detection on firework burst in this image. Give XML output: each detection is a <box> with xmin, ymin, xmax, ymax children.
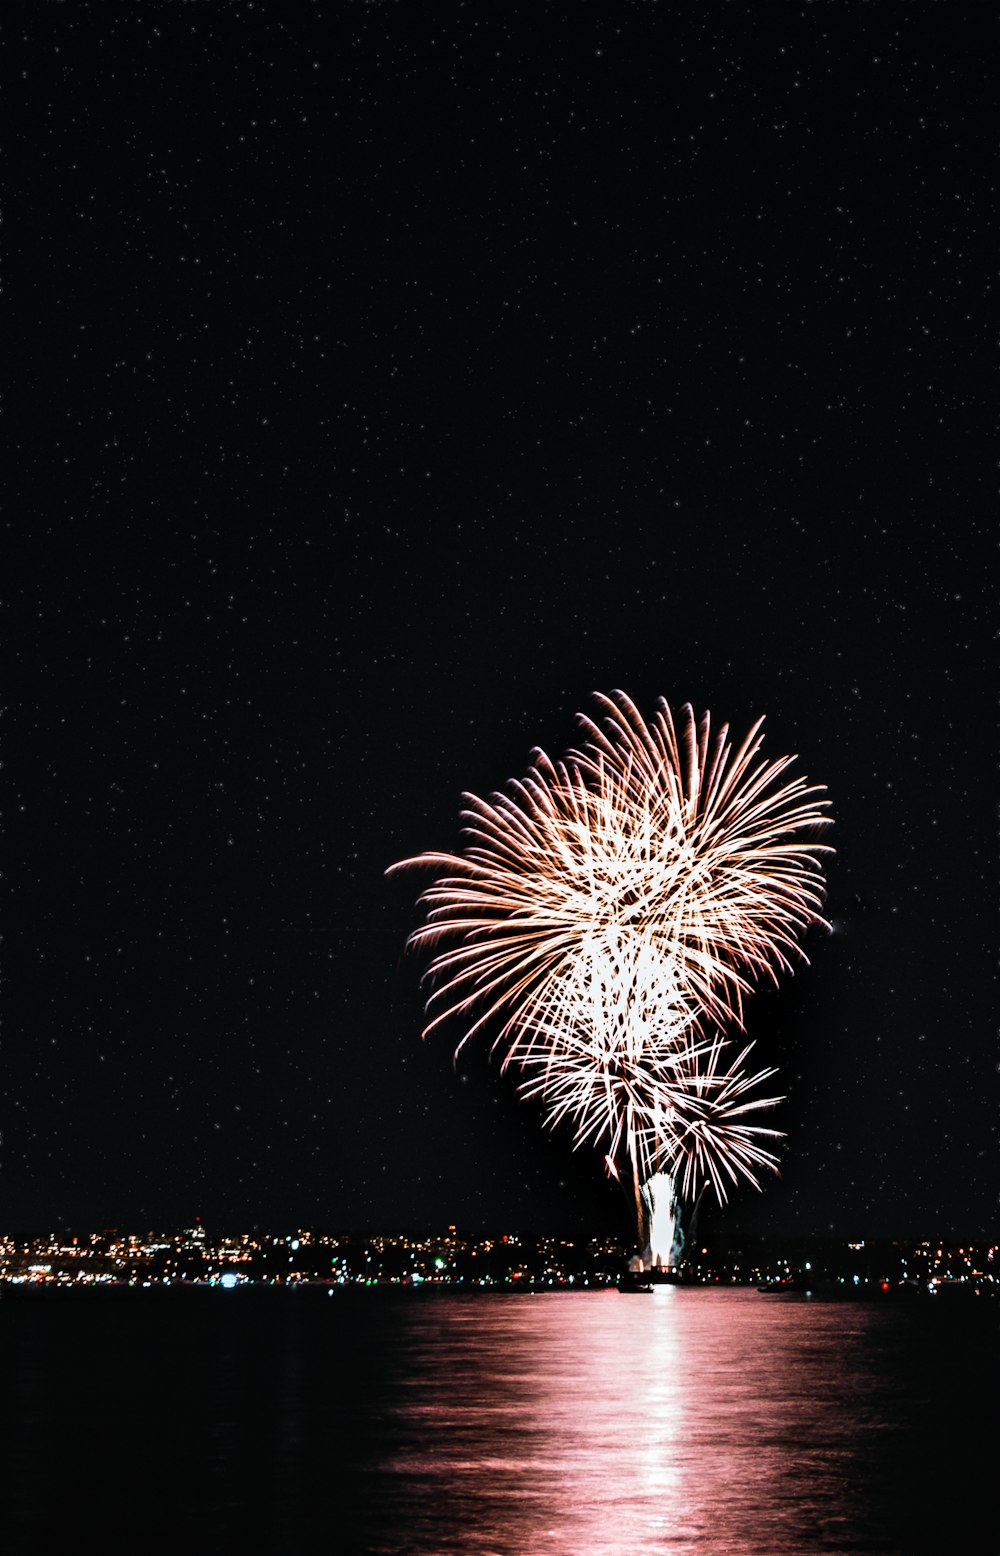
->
<box><xmin>390</xmin><ymin>692</ymin><xmax>831</xmax><ymax>1264</ymax></box>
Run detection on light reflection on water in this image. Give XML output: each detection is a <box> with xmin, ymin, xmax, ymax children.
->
<box><xmin>6</xmin><ymin>1285</ymin><xmax>994</xmax><ymax>1552</ymax></box>
<box><xmin>367</xmin><ymin>1288</ymin><xmax>982</xmax><ymax>1554</ymax></box>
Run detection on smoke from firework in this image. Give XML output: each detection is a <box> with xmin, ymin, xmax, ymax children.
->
<box><xmin>390</xmin><ymin>692</ymin><xmax>832</xmax><ymax>1264</ymax></box>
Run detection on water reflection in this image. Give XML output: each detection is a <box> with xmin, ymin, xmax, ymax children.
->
<box><xmin>6</xmin><ymin>1286</ymin><xmax>993</xmax><ymax>1550</ymax></box>
<box><xmin>375</xmin><ymin>1289</ymin><xmax>907</xmax><ymax>1553</ymax></box>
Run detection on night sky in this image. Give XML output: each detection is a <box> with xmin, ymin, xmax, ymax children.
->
<box><xmin>10</xmin><ymin>5</ymin><xmax>994</xmax><ymax>1243</ymax></box>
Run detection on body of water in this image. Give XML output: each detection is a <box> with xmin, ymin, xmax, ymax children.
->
<box><xmin>5</xmin><ymin>1286</ymin><xmax>995</xmax><ymax>1552</ymax></box>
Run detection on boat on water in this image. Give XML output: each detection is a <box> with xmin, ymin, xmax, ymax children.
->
<box><xmin>618</xmin><ymin>1274</ymin><xmax>653</xmax><ymax>1293</ymax></box>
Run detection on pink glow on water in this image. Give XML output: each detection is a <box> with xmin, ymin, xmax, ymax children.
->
<box><xmin>373</xmin><ymin>1289</ymin><xmax>898</xmax><ymax>1554</ymax></box>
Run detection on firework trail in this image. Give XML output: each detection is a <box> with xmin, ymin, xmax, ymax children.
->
<box><xmin>390</xmin><ymin>692</ymin><xmax>831</xmax><ymax>1266</ymax></box>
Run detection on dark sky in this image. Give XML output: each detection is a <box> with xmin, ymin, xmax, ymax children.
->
<box><xmin>10</xmin><ymin>5</ymin><xmax>994</xmax><ymax>1242</ymax></box>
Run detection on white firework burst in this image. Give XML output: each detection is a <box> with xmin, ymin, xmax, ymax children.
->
<box><xmin>390</xmin><ymin>691</ymin><xmax>831</xmax><ymax>1244</ymax></box>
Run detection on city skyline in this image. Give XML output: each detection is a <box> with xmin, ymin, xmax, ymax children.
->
<box><xmin>4</xmin><ymin>1220</ymin><xmax>993</xmax><ymax>1297</ymax></box>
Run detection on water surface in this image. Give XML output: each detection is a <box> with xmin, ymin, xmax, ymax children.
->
<box><xmin>6</xmin><ymin>1287</ymin><xmax>995</xmax><ymax>1552</ymax></box>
